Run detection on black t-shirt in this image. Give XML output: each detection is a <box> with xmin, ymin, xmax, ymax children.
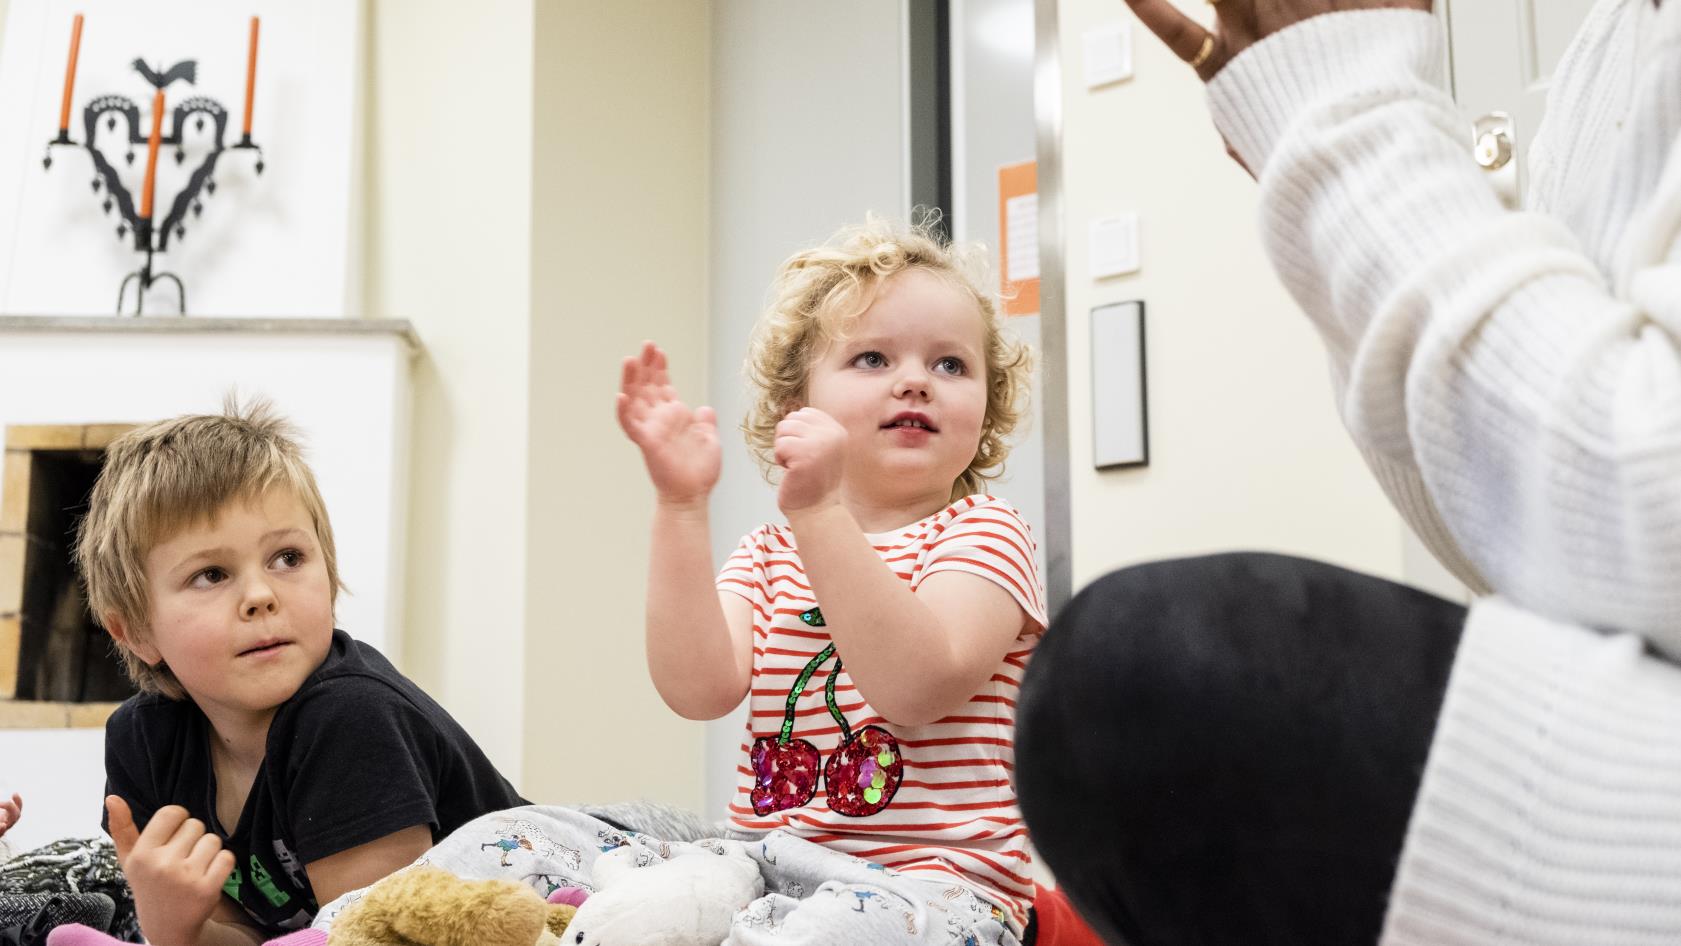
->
<box><xmin>101</xmin><ymin>629</ymin><xmax>527</xmax><ymax>933</ymax></box>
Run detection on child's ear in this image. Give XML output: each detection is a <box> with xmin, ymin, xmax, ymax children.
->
<box><xmin>105</xmin><ymin>613</ymin><xmax>161</xmax><ymax>665</ymax></box>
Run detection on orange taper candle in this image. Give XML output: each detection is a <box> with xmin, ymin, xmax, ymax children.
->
<box><xmin>242</xmin><ymin>16</ymin><xmax>260</xmax><ymax>138</ymax></box>
<box><xmin>140</xmin><ymin>89</ymin><xmax>164</xmax><ymax>220</ymax></box>
<box><xmin>57</xmin><ymin>14</ymin><xmax>84</xmax><ymax>136</ymax></box>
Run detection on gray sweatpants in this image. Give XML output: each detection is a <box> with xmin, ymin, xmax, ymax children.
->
<box><xmin>312</xmin><ymin>805</ymin><xmax>1021</xmax><ymax>946</ymax></box>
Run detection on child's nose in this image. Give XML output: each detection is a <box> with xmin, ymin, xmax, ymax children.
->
<box><xmin>241</xmin><ymin>580</ymin><xmax>279</xmax><ymax>617</ymax></box>
<box><xmin>894</xmin><ymin>369</ymin><xmax>931</xmax><ymax>399</ymax></box>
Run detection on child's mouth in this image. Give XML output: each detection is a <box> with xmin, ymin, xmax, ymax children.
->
<box><xmin>239</xmin><ymin>640</ymin><xmax>290</xmax><ymax>657</ymax></box>
<box><xmin>881</xmin><ymin>412</ymin><xmax>938</xmax><ymax>433</ymax></box>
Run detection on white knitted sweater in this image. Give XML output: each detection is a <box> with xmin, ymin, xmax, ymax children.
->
<box><xmin>1207</xmin><ymin>2</ymin><xmax>1681</xmax><ymax>941</ymax></box>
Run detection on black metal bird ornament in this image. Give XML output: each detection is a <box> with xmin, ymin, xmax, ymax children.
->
<box><xmin>132</xmin><ymin>58</ymin><xmax>196</xmax><ymax>89</ymax></box>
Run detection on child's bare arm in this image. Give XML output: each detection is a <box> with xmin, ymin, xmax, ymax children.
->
<box><xmin>788</xmin><ymin>504</ymin><xmax>1025</xmax><ymax>725</ymax></box>
<box><xmin>645</xmin><ymin>500</ymin><xmax>755</xmax><ymax>718</ymax></box>
<box><xmin>304</xmin><ymin>823</ymin><xmax>433</xmax><ymax>905</ymax></box>
<box><xmin>775</xmin><ymin>407</ymin><xmax>1027</xmax><ymax>725</ymax></box>
<box><xmin>199</xmin><ymin>901</ymin><xmax>267</xmax><ymax>946</ymax></box>
<box><xmin>618</xmin><ymin>342</ymin><xmax>752</xmax><ymax>718</ymax></box>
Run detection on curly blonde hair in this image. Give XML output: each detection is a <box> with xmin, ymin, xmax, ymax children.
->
<box><xmin>75</xmin><ymin>399</ymin><xmax>342</xmax><ymax>700</ymax></box>
<box><xmin>743</xmin><ymin>216</ymin><xmax>1031</xmax><ymax>502</ymax></box>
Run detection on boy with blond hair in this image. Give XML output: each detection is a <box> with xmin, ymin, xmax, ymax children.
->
<box><xmin>80</xmin><ymin>402</ymin><xmax>523</xmax><ymax>944</ymax></box>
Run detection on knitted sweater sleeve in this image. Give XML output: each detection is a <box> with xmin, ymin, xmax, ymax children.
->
<box><xmin>1204</xmin><ymin>9</ymin><xmax>1681</xmax><ymax>647</ymax></box>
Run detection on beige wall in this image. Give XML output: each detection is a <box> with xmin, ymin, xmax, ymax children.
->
<box><xmin>366</xmin><ymin>2</ymin><xmax>710</xmax><ymax>807</ymax></box>
<box><xmin>365</xmin><ymin>0</ymin><xmax>537</xmax><ymax>782</ymax></box>
<box><xmin>525</xmin><ymin>1</ymin><xmax>711</xmax><ymax>810</ymax></box>
<box><xmin>1056</xmin><ymin>0</ymin><xmax>1406</xmax><ymax>588</ymax></box>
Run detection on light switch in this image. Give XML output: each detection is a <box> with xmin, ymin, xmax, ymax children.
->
<box><xmin>1083</xmin><ymin>21</ymin><xmax>1133</xmax><ymax>88</ymax></box>
<box><xmin>1090</xmin><ymin>214</ymin><xmax>1139</xmax><ymax>279</ymax></box>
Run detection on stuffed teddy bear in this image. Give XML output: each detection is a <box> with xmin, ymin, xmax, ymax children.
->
<box><xmin>561</xmin><ymin>841</ymin><xmax>763</xmax><ymax>946</ymax></box>
<box><xmin>327</xmin><ymin>864</ymin><xmax>579</xmax><ymax>946</ymax></box>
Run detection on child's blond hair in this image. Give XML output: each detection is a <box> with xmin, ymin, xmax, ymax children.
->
<box><xmin>75</xmin><ymin>399</ymin><xmax>342</xmax><ymax>700</ymax></box>
<box><xmin>743</xmin><ymin>216</ymin><xmax>1031</xmax><ymax>501</ymax></box>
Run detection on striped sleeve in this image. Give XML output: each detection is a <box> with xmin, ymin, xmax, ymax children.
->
<box><xmin>715</xmin><ymin>528</ymin><xmax>763</xmax><ymax>604</ymax></box>
<box><xmin>918</xmin><ymin>497</ymin><xmax>1048</xmax><ymax>632</ymax></box>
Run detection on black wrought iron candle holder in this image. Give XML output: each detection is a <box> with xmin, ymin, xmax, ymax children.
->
<box><xmin>42</xmin><ymin>16</ymin><xmax>265</xmax><ymax>317</ymax></box>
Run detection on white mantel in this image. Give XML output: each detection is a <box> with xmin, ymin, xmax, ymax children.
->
<box><xmin>0</xmin><ymin>316</ymin><xmax>416</xmax><ymax>852</ymax></box>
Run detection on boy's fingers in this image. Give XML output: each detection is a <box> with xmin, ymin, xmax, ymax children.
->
<box><xmin>186</xmin><ymin>831</ymin><xmax>224</xmax><ymax>873</ymax></box>
<box><xmin>207</xmin><ymin>849</ymin><xmax>237</xmax><ymax>888</ymax></box>
<box><xmin>105</xmin><ymin>795</ymin><xmax>140</xmax><ymax>860</ymax></box>
<box><xmin>165</xmin><ymin>816</ymin><xmax>207</xmax><ymax>857</ymax></box>
<box><xmin>139</xmin><ymin>805</ymin><xmax>190</xmax><ymax>848</ymax></box>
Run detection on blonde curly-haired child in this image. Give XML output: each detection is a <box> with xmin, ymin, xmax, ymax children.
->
<box><xmin>618</xmin><ymin>216</ymin><xmax>1047</xmax><ymax>944</ymax></box>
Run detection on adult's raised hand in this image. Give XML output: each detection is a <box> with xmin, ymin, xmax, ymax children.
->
<box><xmin>1125</xmin><ymin>0</ymin><xmax>1431</xmax><ymax>81</ymax></box>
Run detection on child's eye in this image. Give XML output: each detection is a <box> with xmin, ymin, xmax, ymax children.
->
<box><xmin>274</xmin><ymin>549</ymin><xmax>305</xmax><ymax>569</ymax></box>
<box><xmin>851</xmin><ymin>351</ymin><xmax>887</xmax><ymax>369</ymax></box>
<box><xmin>190</xmin><ymin>567</ymin><xmax>228</xmax><ymax>589</ymax></box>
<box><xmin>934</xmin><ymin>356</ymin><xmax>967</xmax><ymax>376</ymax></box>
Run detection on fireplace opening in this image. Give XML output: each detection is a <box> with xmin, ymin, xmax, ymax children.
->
<box><xmin>2</xmin><ymin>426</ymin><xmax>138</xmax><ymax>709</ymax></box>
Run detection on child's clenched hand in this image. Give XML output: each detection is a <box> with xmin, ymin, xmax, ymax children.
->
<box><xmin>617</xmin><ymin>341</ymin><xmax>722</xmax><ymax>506</ymax></box>
<box><xmin>774</xmin><ymin>407</ymin><xmax>848</xmax><ymax>515</ymax></box>
<box><xmin>107</xmin><ymin>795</ymin><xmax>236</xmax><ymax>946</ymax></box>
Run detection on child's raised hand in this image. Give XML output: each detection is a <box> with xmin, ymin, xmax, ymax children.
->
<box><xmin>107</xmin><ymin>795</ymin><xmax>236</xmax><ymax>946</ymax></box>
<box><xmin>617</xmin><ymin>342</ymin><xmax>722</xmax><ymax>505</ymax></box>
<box><xmin>773</xmin><ymin>407</ymin><xmax>848</xmax><ymax>515</ymax></box>
<box><xmin>0</xmin><ymin>793</ymin><xmax>19</xmax><ymax>838</ymax></box>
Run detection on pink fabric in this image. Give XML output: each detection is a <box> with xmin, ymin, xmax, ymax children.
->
<box><xmin>44</xmin><ymin>926</ymin><xmax>133</xmax><ymax>946</ymax></box>
<box><xmin>262</xmin><ymin>931</ymin><xmax>327</xmax><ymax>946</ymax></box>
<box><xmin>263</xmin><ymin>931</ymin><xmax>328</xmax><ymax>946</ymax></box>
<box><xmin>547</xmin><ymin>885</ymin><xmax>589</xmax><ymax>907</ymax></box>
<box><xmin>40</xmin><ymin>923</ymin><xmax>328</xmax><ymax>946</ymax></box>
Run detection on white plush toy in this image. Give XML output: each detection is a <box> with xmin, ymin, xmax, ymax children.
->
<box><xmin>562</xmin><ymin>840</ymin><xmax>765</xmax><ymax>946</ymax></box>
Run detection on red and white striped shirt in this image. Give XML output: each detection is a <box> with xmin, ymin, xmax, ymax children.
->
<box><xmin>717</xmin><ymin>494</ymin><xmax>1048</xmax><ymax>930</ymax></box>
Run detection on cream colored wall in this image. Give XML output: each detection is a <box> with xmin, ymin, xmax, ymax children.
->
<box><xmin>365</xmin><ymin>0</ymin><xmax>536</xmax><ymax>783</ymax></box>
<box><xmin>365</xmin><ymin>2</ymin><xmax>710</xmax><ymax>807</ymax></box>
<box><xmin>524</xmin><ymin>1</ymin><xmax>711</xmax><ymax>810</ymax></box>
<box><xmin>1057</xmin><ymin>0</ymin><xmax>1407</xmax><ymax>589</ymax></box>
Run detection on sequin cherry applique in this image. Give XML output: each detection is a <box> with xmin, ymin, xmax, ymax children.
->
<box><xmin>819</xmin><ymin>650</ymin><xmax>903</xmax><ymax>817</ymax></box>
<box><xmin>748</xmin><ymin>608</ymin><xmax>832</xmax><ymax>816</ymax></box>
<box><xmin>750</xmin><ymin>606</ymin><xmax>905</xmax><ymax>818</ymax></box>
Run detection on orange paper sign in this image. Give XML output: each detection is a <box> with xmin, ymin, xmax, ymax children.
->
<box><xmin>997</xmin><ymin>160</ymin><xmax>1039</xmax><ymax>316</ymax></box>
